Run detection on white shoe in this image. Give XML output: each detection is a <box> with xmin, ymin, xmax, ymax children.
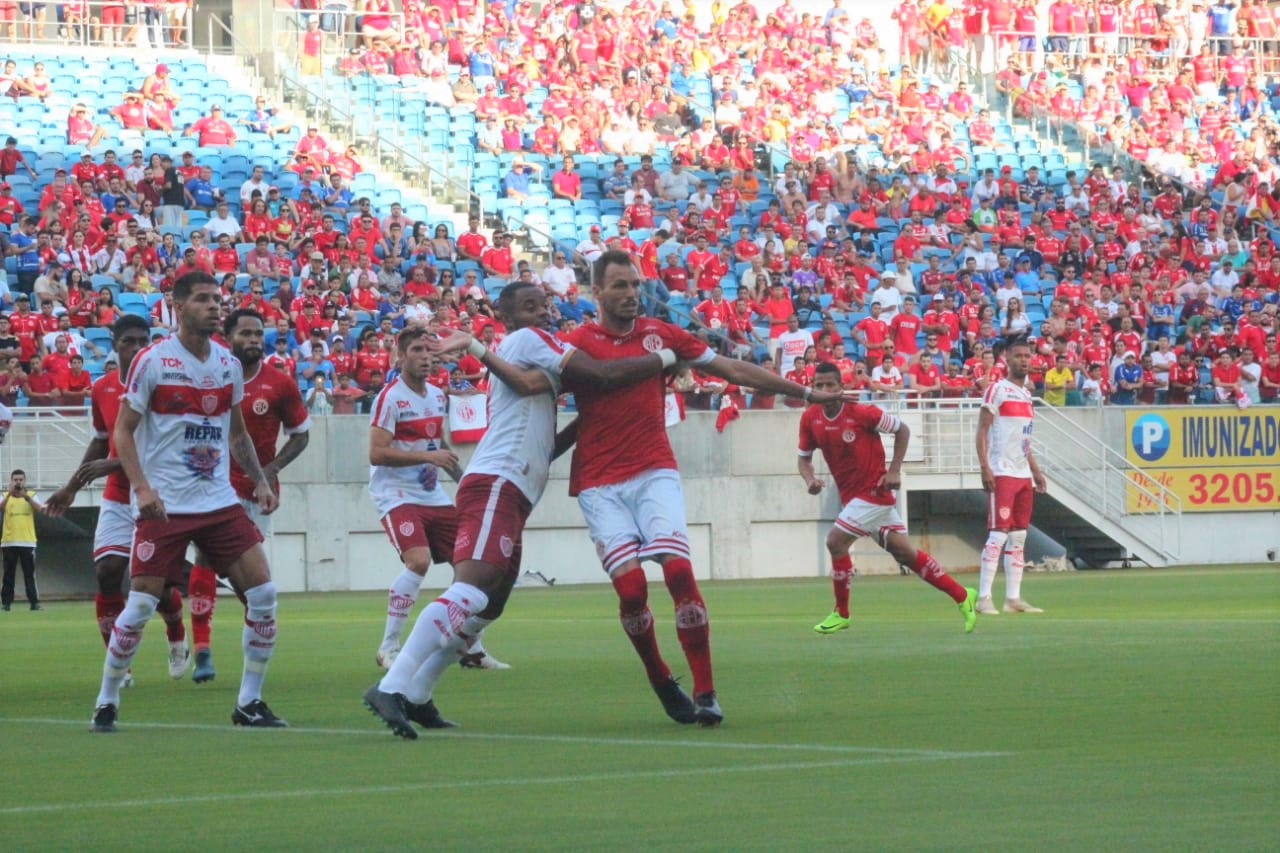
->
<box><xmin>1002</xmin><ymin>598</ymin><xmax>1044</xmax><ymax>613</ymax></box>
<box><xmin>168</xmin><ymin>639</ymin><xmax>190</xmax><ymax>679</ymax></box>
<box><xmin>975</xmin><ymin>595</ymin><xmax>1000</xmax><ymax>616</ymax></box>
<box><xmin>460</xmin><ymin>651</ymin><xmax>511</xmax><ymax>670</ymax></box>
<box><xmin>121</xmin><ymin>669</ymin><xmax>135</xmax><ymax>688</ymax></box>
<box><xmin>375</xmin><ymin>644</ymin><xmax>400</xmax><ymax>670</ymax></box>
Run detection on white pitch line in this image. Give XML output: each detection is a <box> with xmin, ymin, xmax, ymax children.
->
<box><xmin>0</xmin><ymin>717</ymin><xmax>1011</xmax><ymax>760</ymax></box>
<box><xmin>0</xmin><ymin>754</ymin><xmax>969</xmax><ymax>816</ymax></box>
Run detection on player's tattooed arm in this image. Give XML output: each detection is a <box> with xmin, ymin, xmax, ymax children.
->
<box><xmin>230</xmin><ymin>406</ymin><xmax>279</xmax><ymax>514</ymax></box>
<box><xmin>264</xmin><ymin>431</ymin><xmax>310</xmax><ymax>482</ymax></box>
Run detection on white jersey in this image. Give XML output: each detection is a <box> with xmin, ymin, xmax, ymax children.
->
<box><xmin>465</xmin><ymin>326</ymin><xmax>575</xmax><ymax>504</ymax></box>
<box><xmin>981</xmin><ymin>378</ymin><xmax>1034</xmax><ymax>479</ymax></box>
<box><xmin>122</xmin><ymin>335</ymin><xmax>243</xmax><ymax>515</ymax></box>
<box><xmin>0</xmin><ymin>401</ymin><xmax>11</xmax><ymax>444</ymax></box>
<box><xmin>368</xmin><ymin>378</ymin><xmax>453</xmax><ymax>515</ymax></box>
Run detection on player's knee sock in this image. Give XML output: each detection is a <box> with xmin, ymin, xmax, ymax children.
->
<box><xmin>611</xmin><ymin>567</ymin><xmax>672</xmax><ymax>688</ymax></box>
<box><xmin>662</xmin><ymin>558</ymin><xmax>714</xmax><ymax>696</ymax></box>
<box><xmin>1004</xmin><ymin>530</ymin><xmax>1027</xmax><ymax>601</ymax></box>
<box><xmin>830</xmin><ymin>553</ymin><xmax>854</xmax><ymax>618</ymax></box>
<box><xmin>383</xmin><ymin>568</ymin><xmax>422</xmax><ymax>649</ymax></box>
<box><xmin>909</xmin><ymin>550</ymin><xmax>967</xmax><ymax>604</ymax></box>
<box><xmin>188</xmin><ymin>564</ymin><xmax>218</xmax><ymax>651</ymax></box>
<box><xmin>979</xmin><ymin>531</ymin><xmax>1008</xmax><ymax>598</ymax></box>
<box><xmin>157</xmin><ymin>586</ymin><xmax>186</xmax><ymax>643</ymax></box>
<box><xmin>94</xmin><ymin>592</ymin><xmax>125</xmax><ymax>647</ymax></box>
<box><xmin>380</xmin><ymin>582</ymin><xmax>488</xmax><ymax>696</ymax></box>
<box><xmin>238</xmin><ymin>582</ymin><xmax>277</xmax><ymax>707</ymax></box>
<box><xmin>96</xmin><ymin>590</ymin><xmax>158</xmax><ymax>707</ymax></box>
<box><xmin>405</xmin><ymin>614</ymin><xmax>495</xmax><ymax>704</ymax></box>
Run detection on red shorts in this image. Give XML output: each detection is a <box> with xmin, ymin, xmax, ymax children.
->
<box><xmin>132</xmin><ymin>504</ymin><xmax>264</xmax><ymax>581</ymax></box>
<box><xmin>380</xmin><ymin>503</ymin><xmax>457</xmax><ymax>565</ymax></box>
<box><xmin>988</xmin><ymin>476</ymin><xmax>1034</xmax><ymax>531</ymax></box>
<box><xmin>453</xmin><ymin>474</ymin><xmax>532</xmax><ymax>578</ymax></box>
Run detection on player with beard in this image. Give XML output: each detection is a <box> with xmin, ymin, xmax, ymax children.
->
<box><xmin>186</xmin><ymin>309</ymin><xmax>311</xmax><ymax>684</ymax></box>
<box><xmin>559</xmin><ymin>250</ymin><xmax>846</xmax><ymax>727</ymax></box>
<box><xmin>46</xmin><ymin>315</ymin><xmax>192</xmax><ymax>683</ymax></box>
<box><xmin>363</xmin><ymin>282</ymin><xmax>681</xmax><ymax>738</ymax></box>
<box><xmin>800</xmin><ymin>362</ymin><xmax>978</xmax><ymax>634</ymax></box>
<box><xmin>89</xmin><ymin>272</ymin><xmax>286</xmax><ymax>732</ymax></box>
<box><xmin>976</xmin><ymin>335</ymin><xmax>1047</xmax><ymax>615</ymax></box>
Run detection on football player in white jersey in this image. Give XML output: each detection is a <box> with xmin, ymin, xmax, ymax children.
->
<box><xmin>976</xmin><ymin>336</ymin><xmax>1048</xmax><ymax>615</ymax></box>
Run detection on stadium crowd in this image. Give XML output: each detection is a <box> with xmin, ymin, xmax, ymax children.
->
<box><xmin>0</xmin><ymin>1</ymin><xmax>1277</xmax><ymax>415</ymax></box>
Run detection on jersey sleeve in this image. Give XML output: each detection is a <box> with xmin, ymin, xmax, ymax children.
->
<box><xmin>122</xmin><ymin>345</ymin><xmax>158</xmax><ymax>415</ymax></box>
<box><xmin>980</xmin><ymin>379</ymin><xmax>1004</xmax><ymax>414</ymax></box>
<box><xmin>662</xmin><ymin>321</ymin><xmax>716</xmax><ymax>365</ymax></box>
<box><xmin>90</xmin><ymin>382</ymin><xmax>108</xmax><ymax>439</ymax></box>
<box><xmin>504</xmin><ymin>327</ymin><xmax>576</xmax><ymax>394</ymax></box>
<box><xmin>369</xmin><ymin>385</ymin><xmax>399</xmax><ymax>433</ymax></box>
<box><xmin>230</xmin><ymin>358</ymin><xmax>245</xmax><ymax>406</ymax></box>
<box><xmin>859</xmin><ymin>403</ymin><xmax>902</xmax><ymax>434</ymax></box>
<box><xmin>797</xmin><ymin>407</ymin><xmax>816</xmax><ymax>457</ymax></box>
<box><xmin>276</xmin><ymin>375</ymin><xmax>312</xmax><ymax>435</ymax></box>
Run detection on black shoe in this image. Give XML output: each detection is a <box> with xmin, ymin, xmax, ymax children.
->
<box><xmin>693</xmin><ymin>691</ymin><xmax>724</xmax><ymax>728</ymax></box>
<box><xmin>29</xmin><ymin>603</ymin><xmax>42</xmax><ymax>611</ymax></box>
<box><xmin>232</xmin><ymin>699</ymin><xmax>289</xmax><ymax>728</ymax></box>
<box><xmin>362</xmin><ymin>683</ymin><xmax>417</xmax><ymax>739</ymax></box>
<box><xmin>1</xmin><ymin>603</ymin><xmax>9</xmax><ymax>611</ymax></box>
<box><xmin>90</xmin><ymin>703</ymin><xmax>118</xmax><ymax>733</ymax></box>
<box><xmin>405</xmin><ymin>699</ymin><xmax>458</xmax><ymax>730</ymax></box>
<box><xmin>654</xmin><ymin>677</ymin><xmax>697</xmax><ymax>724</ymax></box>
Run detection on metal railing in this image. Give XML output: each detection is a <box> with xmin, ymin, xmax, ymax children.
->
<box><xmin>1031</xmin><ymin>401</ymin><xmax>1182</xmax><ymax>562</ymax></box>
<box><xmin>1</xmin><ymin>407</ymin><xmax>93</xmax><ymax>490</ymax></box>
<box><xmin>0</xmin><ymin>1</ymin><xmax>193</xmax><ymax>50</ymax></box>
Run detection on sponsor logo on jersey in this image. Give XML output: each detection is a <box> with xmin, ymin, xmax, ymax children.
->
<box><xmin>184</xmin><ymin>424</ymin><xmax>223</xmax><ymax>442</ymax></box>
<box><xmin>160</xmin><ymin>357</ymin><xmax>184</xmax><ymax>369</ymax></box>
<box><xmin>136</xmin><ymin>540</ymin><xmax>155</xmax><ymax>562</ymax></box>
<box><xmin>252</xmin><ymin>397</ymin><xmax>269</xmax><ymax>416</ymax></box>
<box><xmin>182</xmin><ymin>445</ymin><xmax>222</xmax><ymax>479</ymax></box>
<box><xmin>199</xmin><ymin>375</ymin><xmax>217</xmax><ymax>389</ymax></box>
<box><xmin>396</xmin><ymin>399</ymin><xmax>411</xmax><ymax>409</ymax></box>
<box><xmin>455</xmin><ymin>530</ymin><xmax>471</xmax><ymax>552</ymax></box>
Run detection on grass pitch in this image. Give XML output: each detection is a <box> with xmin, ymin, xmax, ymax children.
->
<box><xmin>2</xmin><ymin>567</ymin><xmax>1277</xmax><ymax>851</ymax></box>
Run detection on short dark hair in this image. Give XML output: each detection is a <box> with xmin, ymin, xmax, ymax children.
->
<box><xmin>813</xmin><ymin>362</ymin><xmax>841</xmax><ymax>380</ymax></box>
<box><xmin>11</xmin><ymin>469</ymin><xmax>24</xmax><ymax>478</ymax></box>
<box><xmin>496</xmin><ymin>280</ymin><xmax>543</xmax><ymax>319</ymax></box>
<box><xmin>223</xmin><ymin>308</ymin><xmax>264</xmax><ymax>338</ymax></box>
<box><xmin>173</xmin><ymin>271</ymin><xmax>218</xmax><ymax>301</ymax></box>
<box><xmin>591</xmin><ymin>249</ymin><xmax>636</xmax><ymax>288</ymax></box>
<box><xmin>112</xmin><ymin>314</ymin><xmax>150</xmax><ymax>342</ymax></box>
<box><xmin>1005</xmin><ymin>334</ymin><xmax>1033</xmax><ymax>352</ymax></box>
<box><xmin>395</xmin><ymin>325</ymin><xmax>431</xmax><ymax>352</ymax></box>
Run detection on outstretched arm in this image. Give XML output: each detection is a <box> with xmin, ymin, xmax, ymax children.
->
<box><xmin>701</xmin><ymin>354</ymin><xmax>839</xmax><ymax>403</ymax></box>
<box><xmin>45</xmin><ymin>435</ymin><xmax>113</xmax><ymax>516</ymax></box>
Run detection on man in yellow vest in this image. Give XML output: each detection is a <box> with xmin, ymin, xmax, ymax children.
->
<box><xmin>1</xmin><ymin>469</ymin><xmax>43</xmax><ymax>611</ymax></box>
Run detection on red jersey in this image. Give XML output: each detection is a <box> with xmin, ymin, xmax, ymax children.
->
<box><xmin>797</xmin><ymin>402</ymin><xmax>900</xmax><ymax>506</ymax></box>
<box><xmin>564</xmin><ymin>318</ymin><xmax>714</xmax><ymax>495</ymax></box>
<box><xmin>229</xmin><ymin>364</ymin><xmax>311</xmax><ymax>501</ymax></box>
<box><xmin>90</xmin><ymin>371</ymin><xmax>132</xmax><ymax>504</ymax></box>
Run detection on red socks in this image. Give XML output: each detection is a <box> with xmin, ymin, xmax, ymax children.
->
<box><xmin>188</xmin><ymin>564</ymin><xmax>218</xmax><ymax>650</ymax></box>
<box><xmin>661</xmin><ymin>558</ymin><xmax>714</xmax><ymax>696</ymax></box>
<box><xmin>157</xmin><ymin>586</ymin><xmax>186</xmax><ymax>642</ymax></box>
<box><xmin>94</xmin><ymin>592</ymin><xmax>125</xmax><ymax>647</ymax></box>
<box><xmin>911</xmin><ymin>550</ymin><xmax>967</xmax><ymax>604</ymax></box>
<box><xmin>611</xmin><ymin>568</ymin><xmax>671</xmax><ymax>687</ymax></box>
<box><xmin>831</xmin><ymin>554</ymin><xmax>853</xmax><ymax>618</ymax></box>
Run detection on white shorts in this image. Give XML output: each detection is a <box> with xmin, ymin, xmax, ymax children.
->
<box><xmin>577</xmin><ymin>468</ymin><xmax>690</xmax><ymax>575</ymax></box>
<box><xmin>833</xmin><ymin>498</ymin><xmax>906</xmax><ymax>548</ymax></box>
<box><xmin>93</xmin><ymin>498</ymin><xmax>135</xmax><ymax>561</ymax></box>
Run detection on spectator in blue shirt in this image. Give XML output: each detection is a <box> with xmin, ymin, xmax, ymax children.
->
<box><xmin>296</xmin><ymin>341</ymin><xmax>335</xmax><ymax>390</ymax></box>
<box><xmin>322</xmin><ymin>174</ymin><xmax>353</xmax><ymax>213</ymax></box>
<box><xmin>291</xmin><ymin>167</ymin><xmax>326</xmax><ymax>201</ymax></box>
<box><xmin>1014</xmin><ymin>237</ymin><xmax>1044</xmax><ymax>271</ymax></box>
<box><xmin>1111</xmin><ymin>352</ymin><xmax>1143</xmax><ymax>405</ymax></box>
<box><xmin>183</xmin><ymin>166</ymin><xmax>221</xmax><ymax>211</ymax></box>
<box><xmin>6</xmin><ymin>217</ymin><xmax>40</xmax><ymax>294</ymax></box>
<box><xmin>468</xmin><ymin>45</ymin><xmax>496</xmax><ymax>86</ymax></box>
<box><xmin>502</xmin><ymin>158</ymin><xmax>540</xmax><ymax>201</ymax></box>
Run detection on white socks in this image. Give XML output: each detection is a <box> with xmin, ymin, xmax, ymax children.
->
<box><xmin>96</xmin><ymin>591</ymin><xmax>158</xmax><ymax>707</ymax></box>
<box><xmin>383</xmin><ymin>568</ymin><xmax>423</xmax><ymax>648</ymax></box>
<box><xmin>979</xmin><ymin>530</ymin><xmax>1008</xmax><ymax>599</ymax></box>
<box><xmin>239</xmin><ymin>582</ymin><xmax>278</xmax><ymax>707</ymax></box>
<box><xmin>379</xmin><ymin>582</ymin><xmax>488</xmax><ymax>696</ymax></box>
<box><xmin>1004</xmin><ymin>530</ymin><xmax>1027</xmax><ymax>601</ymax></box>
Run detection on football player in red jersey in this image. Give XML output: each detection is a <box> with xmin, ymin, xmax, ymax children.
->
<box><xmin>559</xmin><ymin>250</ymin><xmax>842</xmax><ymax>726</ymax></box>
<box><xmin>799</xmin><ymin>363</ymin><xmax>978</xmax><ymax>634</ymax></box>
<box><xmin>186</xmin><ymin>309</ymin><xmax>312</xmax><ymax>684</ymax></box>
<box><xmin>45</xmin><ymin>315</ymin><xmax>191</xmax><ymax>684</ymax></box>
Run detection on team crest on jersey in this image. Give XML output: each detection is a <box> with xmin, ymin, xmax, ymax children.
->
<box><xmin>594</xmin><ymin>539</ymin><xmax>606</xmax><ymax>558</ymax></box>
<box><xmin>201</xmin><ymin>394</ymin><xmax>220</xmax><ymax>414</ymax></box>
<box><xmin>252</xmin><ymin>397</ymin><xmax>269</xmax><ymax>416</ymax></box>
<box><xmin>999</xmin><ymin>506</ymin><xmax>1011</xmax><ymax>520</ymax></box>
<box><xmin>425</xmin><ymin>422</ymin><xmax>438</xmax><ymax>438</ymax></box>
<box><xmin>399</xmin><ymin>520</ymin><xmax>415</xmax><ymax>537</ymax></box>
<box><xmin>642</xmin><ymin>333</ymin><xmax>663</xmax><ymax>353</ymax></box>
<box><xmin>842</xmin><ymin>429</ymin><xmax>857</xmax><ymax>443</ymax></box>
<box><xmin>136</xmin><ymin>540</ymin><xmax>155</xmax><ymax>562</ymax></box>
<box><xmin>500</xmin><ymin>535</ymin><xmax>514</xmax><ymax>558</ymax></box>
